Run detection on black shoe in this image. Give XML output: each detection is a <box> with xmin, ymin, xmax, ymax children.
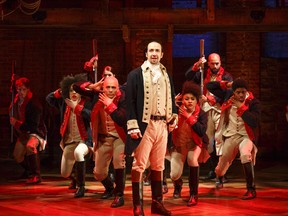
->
<box><xmin>242</xmin><ymin>189</ymin><xmax>256</xmax><ymax>200</ymax></box>
<box><xmin>151</xmin><ymin>199</ymin><xmax>171</xmax><ymax>216</ymax></box>
<box><xmin>111</xmin><ymin>196</ymin><xmax>124</xmax><ymax>208</ymax></box>
<box><xmin>173</xmin><ymin>179</ymin><xmax>183</xmax><ymax>199</ymax></box>
<box><xmin>74</xmin><ymin>186</ymin><xmax>85</xmax><ymax>198</ymax></box>
<box><xmin>101</xmin><ymin>189</ymin><xmax>114</xmax><ymax>199</ymax></box>
<box><xmin>187</xmin><ymin>194</ymin><xmax>198</xmax><ymax>206</ymax></box>
<box><xmin>215</xmin><ymin>176</ymin><xmax>224</xmax><ymax>189</ymax></box>
<box><xmin>26</xmin><ymin>175</ymin><xmax>41</xmax><ymax>184</ymax></box>
<box><xmin>215</xmin><ymin>181</ymin><xmax>223</xmax><ymax>189</ymax></box>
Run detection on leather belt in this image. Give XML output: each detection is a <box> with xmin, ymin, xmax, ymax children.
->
<box><xmin>150</xmin><ymin>115</ymin><xmax>166</xmax><ymax>121</ymax></box>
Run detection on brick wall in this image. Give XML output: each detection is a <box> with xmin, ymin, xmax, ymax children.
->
<box><xmin>1</xmin><ymin>28</ymin><xmax>287</xmax><ymax>159</ymax></box>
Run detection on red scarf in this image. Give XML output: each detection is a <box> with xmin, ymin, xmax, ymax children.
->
<box><xmin>11</xmin><ymin>91</ymin><xmax>33</xmax><ymax>122</ymax></box>
<box><xmin>203</xmin><ymin>67</ymin><xmax>225</xmax><ymax>95</ymax></box>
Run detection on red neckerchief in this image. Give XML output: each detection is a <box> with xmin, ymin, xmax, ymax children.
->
<box><xmin>222</xmin><ymin>91</ymin><xmax>254</xmax><ymax>110</ymax></box>
<box><xmin>203</xmin><ymin>67</ymin><xmax>224</xmax><ymax>95</ymax></box>
<box><xmin>13</xmin><ymin>91</ymin><xmax>33</xmax><ymax>122</ymax></box>
<box><xmin>222</xmin><ymin>91</ymin><xmax>255</xmax><ymax>126</ymax></box>
<box><xmin>192</xmin><ymin>103</ymin><xmax>200</xmax><ymax>119</ymax></box>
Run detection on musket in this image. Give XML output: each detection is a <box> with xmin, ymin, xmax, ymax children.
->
<box><xmin>92</xmin><ymin>39</ymin><xmax>98</xmax><ymax>83</ymax></box>
<box><xmin>10</xmin><ymin>60</ymin><xmax>16</xmax><ymax>143</ymax></box>
<box><xmin>199</xmin><ymin>39</ymin><xmax>205</xmax><ymax>97</ymax></box>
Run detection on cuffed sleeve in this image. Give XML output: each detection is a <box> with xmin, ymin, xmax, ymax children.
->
<box><xmin>104</xmin><ymin>102</ymin><xmax>117</xmax><ymax>115</ymax></box>
<box><xmin>127</xmin><ymin>119</ymin><xmax>139</xmax><ymax>131</ymax></box>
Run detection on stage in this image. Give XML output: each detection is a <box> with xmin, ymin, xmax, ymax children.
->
<box><xmin>0</xmin><ymin>156</ymin><xmax>287</xmax><ymax>216</ymax></box>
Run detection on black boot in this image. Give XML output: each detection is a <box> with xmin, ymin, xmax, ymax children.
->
<box><xmin>215</xmin><ymin>175</ymin><xmax>224</xmax><ymax>189</ymax></box>
<box><xmin>132</xmin><ymin>181</ymin><xmax>144</xmax><ymax>216</ymax></box>
<box><xmin>187</xmin><ymin>166</ymin><xmax>199</xmax><ymax>207</ymax></box>
<box><xmin>18</xmin><ymin>157</ymin><xmax>30</xmax><ymax>179</ymax></box>
<box><xmin>26</xmin><ymin>154</ymin><xmax>41</xmax><ymax>184</ymax></box>
<box><xmin>132</xmin><ymin>170</ymin><xmax>144</xmax><ymax>216</ymax></box>
<box><xmin>74</xmin><ymin>161</ymin><xmax>86</xmax><ymax>198</ymax></box>
<box><xmin>101</xmin><ymin>175</ymin><xmax>114</xmax><ymax>199</ymax></box>
<box><xmin>242</xmin><ymin>162</ymin><xmax>256</xmax><ymax>200</ymax></box>
<box><xmin>150</xmin><ymin>170</ymin><xmax>171</xmax><ymax>216</ymax></box>
<box><xmin>111</xmin><ymin>168</ymin><xmax>125</xmax><ymax>208</ymax></box>
<box><xmin>172</xmin><ymin>178</ymin><xmax>183</xmax><ymax>198</ymax></box>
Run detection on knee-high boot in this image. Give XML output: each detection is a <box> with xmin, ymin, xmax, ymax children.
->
<box><xmin>172</xmin><ymin>178</ymin><xmax>183</xmax><ymax>199</ymax></box>
<box><xmin>150</xmin><ymin>170</ymin><xmax>171</xmax><ymax>216</ymax></box>
<box><xmin>18</xmin><ymin>156</ymin><xmax>30</xmax><ymax>179</ymax></box>
<box><xmin>132</xmin><ymin>170</ymin><xmax>144</xmax><ymax>216</ymax></box>
<box><xmin>111</xmin><ymin>168</ymin><xmax>125</xmax><ymax>208</ymax></box>
<box><xmin>101</xmin><ymin>175</ymin><xmax>114</xmax><ymax>199</ymax></box>
<box><xmin>187</xmin><ymin>166</ymin><xmax>199</xmax><ymax>206</ymax></box>
<box><xmin>26</xmin><ymin>154</ymin><xmax>41</xmax><ymax>184</ymax></box>
<box><xmin>74</xmin><ymin>161</ymin><xmax>86</xmax><ymax>198</ymax></box>
<box><xmin>242</xmin><ymin>162</ymin><xmax>256</xmax><ymax>200</ymax></box>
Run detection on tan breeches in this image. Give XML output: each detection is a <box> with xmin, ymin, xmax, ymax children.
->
<box><xmin>215</xmin><ymin>134</ymin><xmax>254</xmax><ymax>177</ymax></box>
<box><xmin>93</xmin><ymin>137</ymin><xmax>126</xmax><ymax>181</ymax></box>
<box><xmin>132</xmin><ymin>120</ymin><xmax>168</xmax><ymax>176</ymax></box>
<box><xmin>170</xmin><ymin>145</ymin><xmax>201</xmax><ymax>181</ymax></box>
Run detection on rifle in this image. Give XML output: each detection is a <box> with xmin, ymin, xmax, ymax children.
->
<box><xmin>92</xmin><ymin>39</ymin><xmax>98</xmax><ymax>83</ymax></box>
<box><xmin>10</xmin><ymin>61</ymin><xmax>16</xmax><ymax>144</ymax></box>
<box><xmin>199</xmin><ymin>39</ymin><xmax>205</xmax><ymax>97</ymax></box>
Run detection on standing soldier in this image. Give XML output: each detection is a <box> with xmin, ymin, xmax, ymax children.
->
<box><xmin>125</xmin><ymin>41</ymin><xmax>177</xmax><ymax>216</ymax></box>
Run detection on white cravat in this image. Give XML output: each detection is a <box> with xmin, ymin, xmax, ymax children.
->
<box><xmin>146</xmin><ymin>61</ymin><xmax>161</xmax><ymax>84</ymax></box>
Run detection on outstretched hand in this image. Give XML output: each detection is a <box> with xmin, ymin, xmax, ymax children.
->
<box><xmin>89</xmin><ymin>77</ymin><xmax>104</xmax><ymax>92</ymax></box>
<box><xmin>175</xmin><ymin>93</ymin><xmax>182</xmax><ymax>107</ymax></box>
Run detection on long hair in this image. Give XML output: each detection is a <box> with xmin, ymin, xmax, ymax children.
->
<box><xmin>60</xmin><ymin>73</ymin><xmax>87</xmax><ymax>99</ymax></box>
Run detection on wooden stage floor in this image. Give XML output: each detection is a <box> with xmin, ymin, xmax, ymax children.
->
<box><xmin>0</xmin><ymin>156</ymin><xmax>287</xmax><ymax>216</ymax></box>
